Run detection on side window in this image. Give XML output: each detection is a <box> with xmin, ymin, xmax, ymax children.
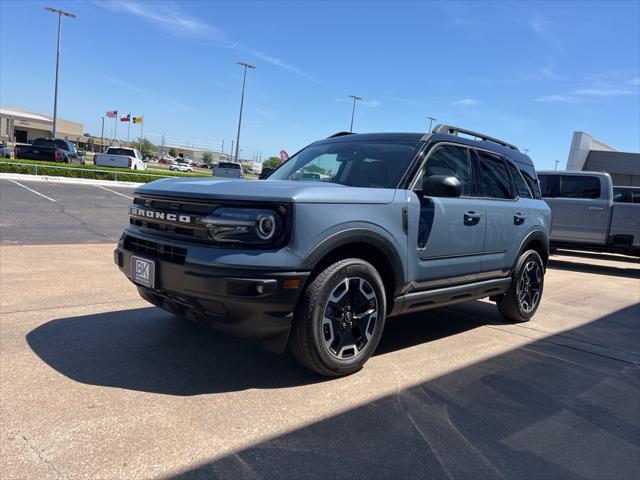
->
<box><xmin>613</xmin><ymin>188</ymin><xmax>629</xmax><ymax>203</ymax></box>
<box><xmin>632</xmin><ymin>191</ymin><xmax>640</xmax><ymax>204</ymax></box>
<box><xmin>507</xmin><ymin>161</ymin><xmax>532</xmax><ymax>198</ymax></box>
<box><xmin>476</xmin><ymin>151</ymin><xmax>513</xmax><ymax>199</ymax></box>
<box><xmin>421</xmin><ymin>145</ymin><xmax>472</xmax><ymax>195</ymax></box>
<box><xmin>559</xmin><ymin>175</ymin><xmax>601</xmax><ymax>199</ymax></box>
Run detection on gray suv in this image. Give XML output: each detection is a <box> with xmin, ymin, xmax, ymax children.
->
<box><xmin>115</xmin><ymin>125</ymin><xmax>551</xmax><ymax>376</ymax></box>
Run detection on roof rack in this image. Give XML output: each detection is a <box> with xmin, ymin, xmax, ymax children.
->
<box><xmin>327</xmin><ymin>131</ymin><xmax>354</xmax><ymax>138</ymax></box>
<box><xmin>430</xmin><ymin>124</ymin><xmax>520</xmax><ymax>151</ymax></box>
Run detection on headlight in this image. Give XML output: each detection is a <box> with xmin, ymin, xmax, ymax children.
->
<box><xmin>201</xmin><ymin>207</ymin><xmax>283</xmax><ymax>245</ymax></box>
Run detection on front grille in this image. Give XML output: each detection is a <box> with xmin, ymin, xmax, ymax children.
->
<box><xmin>123</xmin><ymin>235</ymin><xmax>187</xmax><ymax>264</ymax></box>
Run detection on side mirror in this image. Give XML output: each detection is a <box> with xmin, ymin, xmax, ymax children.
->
<box><xmin>421</xmin><ymin>175</ymin><xmax>462</xmax><ymax>198</ymax></box>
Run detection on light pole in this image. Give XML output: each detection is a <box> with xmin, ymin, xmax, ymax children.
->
<box><xmin>45</xmin><ymin>6</ymin><xmax>75</xmax><ymax>139</ymax></box>
<box><xmin>349</xmin><ymin>95</ymin><xmax>362</xmax><ymax>132</ymax></box>
<box><xmin>234</xmin><ymin>62</ymin><xmax>255</xmax><ymax>162</ymax></box>
<box><xmin>100</xmin><ymin>116</ymin><xmax>105</xmax><ymax>153</ymax></box>
<box><xmin>428</xmin><ymin>116</ymin><xmax>436</xmax><ymax>132</ymax></box>
<box><xmin>554</xmin><ymin>160</ymin><xmax>560</xmax><ymax>171</ymax></box>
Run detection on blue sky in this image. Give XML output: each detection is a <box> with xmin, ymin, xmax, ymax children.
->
<box><xmin>1</xmin><ymin>0</ymin><xmax>638</xmax><ymax>167</ymax></box>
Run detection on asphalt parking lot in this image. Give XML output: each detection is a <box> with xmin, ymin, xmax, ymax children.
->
<box><xmin>1</xmin><ymin>178</ymin><xmax>639</xmax><ymax>479</ymax></box>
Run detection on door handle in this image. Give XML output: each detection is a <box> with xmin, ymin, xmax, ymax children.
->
<box><xmin>588</xmin><ymin>206</ymin><xmax>604</xmax><ymax>211</ymax></box>
<box><xmin>514</xmin><ymin>212</ymin><xmax>527</xmax><ymax>225</ymax></box>
<box><xmin>464</xmin><ymin>211</ymin><xmax>482</xmax><ymax>221</ymax></box>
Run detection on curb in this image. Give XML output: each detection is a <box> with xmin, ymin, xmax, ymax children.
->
<box><xmin>0</xmin><ymin>172</ymin><xmax>143</xmax><ymax>188</ymax></box>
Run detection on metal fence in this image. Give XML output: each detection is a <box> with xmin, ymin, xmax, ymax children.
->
<box><xmin>0</xmin><ymin>161</ymin><xmax>174</xmax><ymax>182</ymax></box>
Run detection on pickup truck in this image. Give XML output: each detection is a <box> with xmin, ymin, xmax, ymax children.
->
<box><xmin>94</xmin><ymin>147</ymin><xmax>146</xmax><ymax>170</ymax></box>
<box><xmin>538</xmin><ymin>171</ymin><xmax>640</xmax><ymax>256</ymax></box>
<box><xmin>213</xmin><ymin>161</ymin><xmax>243</xmax><ymax>179</ymax></box>
<box><xmin>14</xmin><ymin>138</ymin><xmax>84</xmax><ymax>163</ymax></box>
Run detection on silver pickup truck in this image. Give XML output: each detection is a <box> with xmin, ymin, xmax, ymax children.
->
<box><xmin>538</xmin><ymin>171</ymin><xmax>639</xmax><ymax>256</ymax></box>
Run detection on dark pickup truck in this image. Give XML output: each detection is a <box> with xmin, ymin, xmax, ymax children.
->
<box><xmin>14</xmin><ymin>138</ymin><xmax>84</xmax><ymax>163</ymax></box>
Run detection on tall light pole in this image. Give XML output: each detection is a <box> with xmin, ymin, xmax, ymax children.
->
<box><xmin>349</xmin><ymin>95</ymin><xmax>362</xmax><ymax>132</ymax></box>
<box><xmin>234</xmin><ymin>62</ymin><xmax>255</xmax><ymax>162</ymax></box>
<box><xmin>554</xmin><ymin>160</ymin><xmax>560</xmax><ymax>171</ymax></box>
<box><xmin>45</xmin><ymin>7</ymin><xmax>75</xmax><ymax>139</ymax></box>
<box><xmin>428</xmin><ymin>116</ymin><xmax>437</xmax><ymax>132</ymax></box>
<box><xmin>100</xmin><ymin>116</ymin><xmax>105</xmax><ymax>153</ymax></box>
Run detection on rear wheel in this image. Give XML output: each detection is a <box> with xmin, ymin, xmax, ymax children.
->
<box><xmin>289</xmin><ymin>258</ymin><xmax>386</xmax><ymax>376</ymax></box>
<box><xmin>497</xmin><ymin>250</ymin><xmax>544</xmax><ymax>323</ymax></box>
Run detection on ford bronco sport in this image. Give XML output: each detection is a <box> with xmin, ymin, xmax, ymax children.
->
<box><xmin>115</xmin><ymin>125</ymin><xmax>551</xmax><ymax>376</ymax></box>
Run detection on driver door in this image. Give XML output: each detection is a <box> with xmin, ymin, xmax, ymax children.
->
<box><xmin>409</xmin><ymin>144</ymin><xmax>486</xmax><ymax>289</ymax></box>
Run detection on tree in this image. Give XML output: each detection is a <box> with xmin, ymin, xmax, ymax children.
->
<box><xmin>131</xmin><ymin>137</ymin><xmax>157</xmax><ymax>159</ymax></box>
<box><xmin>168</xmin><ymin>147</ymin><xmax>178</xmax><ymax>158</ymax></box>
<box><xmin>263</xmin><ymin>156</ymin><xmax>282</xmax><ymax>170</ymax></box>
<box><xmin>202</xmin><ymin>151</ymin><xmax>213</xmax><ymax>164</ymax></box>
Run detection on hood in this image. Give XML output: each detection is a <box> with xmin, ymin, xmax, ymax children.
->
<box><xmin>135</xmin><ymin>178</ymin><xmax>396</xmax><ymax>204</ymax></box>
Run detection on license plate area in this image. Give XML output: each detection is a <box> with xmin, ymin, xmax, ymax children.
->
<box><xmin>131</xmin><ymin>255</ymin><xmax>156</xmax><ymax>288</ymax></box>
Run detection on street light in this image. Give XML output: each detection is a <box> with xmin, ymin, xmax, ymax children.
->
<box><xmin>349</xmin><ymin>95</ymin><xmax>362</xmax><ymax>132</ymax></box>
<box><xmin>427</xmin><ymin>116</ymin><xmax>437</xmax><ymax>132</ymax></box>
<box><xmin>234</xmin><ymin>62</ymin><xmax>256</xmax><ymax>162</ymax></box>
<box><xmin>45</xmin><ymin>6</ymin><xmax>75</xmax><ymax>139</ymax></box>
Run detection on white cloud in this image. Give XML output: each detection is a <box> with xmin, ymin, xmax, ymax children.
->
<box><xmin>96</xmin><ymin>1</ymin><xmax>317</xmax><ymax>83</ymax></box>
<box><xmin>528</xmin><ymin>15</ymin><xmax>563</xmax><ymax>51</ymax></box>
<box><xmin>534</xmin><ymin>94</ymin><xmax>577</xmax><ymax>103</ymax></box>
<box><xmin>571</xmin><ymin>88</ymin><xmax>637</xmax><ymax>97</ymax></box>
<box><xmin>626</xmin><ymin>77</ymin><xmax>640</xmax><ymax>86</ymax></box>
<box><xmin>452</xmin><ymin>98</ymin><xmax>477</xmax><ymax>107</ymax></box>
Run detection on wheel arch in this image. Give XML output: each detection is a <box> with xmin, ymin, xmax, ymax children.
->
<box><xmin>300</xmin><ymin>229</ymin><xmax>405</xmax><ymax>310</ymax></box>
<box><xmin>517</xmin><ymin>230</ymin><xmax>549</xmax><ymax>270</ymax></box>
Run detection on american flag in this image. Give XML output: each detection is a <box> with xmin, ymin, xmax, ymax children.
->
<box><xmin>106</xmin><ymin>110</ymin><xmax>117</xmax><ymax>118</ymax></box>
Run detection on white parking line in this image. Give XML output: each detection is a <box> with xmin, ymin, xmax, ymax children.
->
<box><xmin>9</xmin><ymin>180</ymin><xmax>57</xmax><ymax>202</ymax></box>
<box><xmin>96</xmin><ymin>185</ymin><xmax>134</xmax><ymax>200</ymax></box>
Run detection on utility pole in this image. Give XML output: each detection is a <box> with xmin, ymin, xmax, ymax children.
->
<box><xmin>221</xmin><ymin>139</ymin><xmax>224</xmax><ymax>154</ymax></box>
<box><xmin>427</xmin><ymin>116</ymin><xmax>436</xmax><ymax>132</ymax></box>
<box><xmin>349</xmin><ymin>95</ymin><xmax>362</xmax><ymax>132</ymax></box>
<box><xmin>100</xmin><ymin>116</ymin><xmax>105</xmax><ymax>153</ymax></box>
<box><xmin>234</xmin><ymin>62</ymin><xmax>256</xmax><ymax>162</ymax></box>
<box><xmin>230</xmin><ymin>140</ymin><xmax>234</xmax><ymax>161</ymax></box>
<box><xmin>554</xmin><ymin>160</ymin><xmax>560</xmax><ymax>171</ymax></box>
<box><xmin>45</xmin><ymin>6</ymin><xmax>76</xmax><ymax>139</ymax></box>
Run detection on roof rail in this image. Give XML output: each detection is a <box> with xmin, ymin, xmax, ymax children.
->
<box><xmin>327</xmin><ymin>131</ymin><xmax>354</xmax><ymax>138</ymax></box>
<box><xmin>431</xmin><ymin>124</ymin><xmax>519</xmax><ymax>151</ymax></box>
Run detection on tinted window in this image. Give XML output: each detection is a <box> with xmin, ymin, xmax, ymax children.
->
<box><xmin>476</xmin><ymin>151</ymin><xmax>513</xmax><ymax>199</ymax></box>
<box><xmin>269</xmin><ymin>141</ymin><xmax>420</xmax><ymax>188</ymax></box>
<box><xmin>421</xmin><ymin>145</ymin><xmax>472</xmax><ymax>195</ymax></box>
<box><xmin>613</xmin><ymin>188</ymin><xmax>630</xmax><ymax>203</ymax></box>
<box><xmin>507</xmin><ymin>161</ymin><xmax>532</xmax><ymax>198</ymax></box>
<box><xmin>632</xmin><ymin>191</ymin><xmax>640</xmax><ymax>204</ymax></box>
<box><xmin>107</xmin><ymin>148</ymin><xmax>135</xmax><ymax>156</ymax></box>
<box><xmin>33</xmin><ymin>138</ymin><xmax>54</xmax><ymax>147</ymax></box>
<box><xmin>559</xmin><ymin>175</ymin><xmax>600</xmax><ymax>199</ymax></box>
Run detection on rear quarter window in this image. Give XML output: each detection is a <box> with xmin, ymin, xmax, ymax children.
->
<box><xmin>558</xmin><ymin>175</ymin><xmax>601</xmax><ymax>199</ymax></box>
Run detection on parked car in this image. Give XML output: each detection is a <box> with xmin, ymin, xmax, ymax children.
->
<box><xmin>115</xmin><ymin>124</ymin><xmax>550</xmax><ymax>376</ymax></box>
<box><xmin>0</xmin><ymin>142</ymin><xmax>11</xmax><ymax>158</ymax></box>
<box><xmin>258</xmin><ymin>167</ymin><xmax>274</xmax><ymax>180</ymax></box>
<box><xmin>213</xmin><ymin>161</ymin><xmax>243</xmax><ymax>179</ymax></box>
<box><xmin>158</xmin><ymin>157</ymin><xmax>174</xmax><ymax>164</ymax></box>
<box><xmin>94</xmin><ymin>147</ymin><xmax>146</xmax><ymax>170</ymax></box>
<box><xmin>169</xmin><ymin>161</ymin><xmax>193</xmax><ymax>173</ymax></box>
<box><xmin>538</xmin><ymin>171</ymin><xmax>639</xmax><ymax>256</ymax></box>
<box><xmin>14</xmin><ymin>138</ymin><xmax>83</xmax><ymax>163</ymax></box>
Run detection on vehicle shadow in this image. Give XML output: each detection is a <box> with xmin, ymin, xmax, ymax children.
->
<box><xmin>26</xmin><ymin>304</ymin><xmax>486</xmax><ymax>395</ymax></box>
<box><xmin>170</xmin><ymin>304</ymin><xmax>640</xmax><ymax>480</ymax></box>
<box><xmin>548</xmin><ymin>258</ymin><xmax>640</xmax><ymax>279</ymax></box>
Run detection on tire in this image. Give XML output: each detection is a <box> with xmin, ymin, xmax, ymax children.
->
<box><xmin>497</xmin><ymin>249</ymin><xmax>544</xmax><ymax>323</ymax></box>
<box><xmin>289</xmin><ymin>258</ymin><xmax>386</xmax><ymax>377</ymax></box>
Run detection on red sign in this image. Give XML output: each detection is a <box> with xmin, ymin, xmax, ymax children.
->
<box><xmin>279</xmin><ymin>150</ymin><xmax>289</xmax><ymax>162</ymax></box>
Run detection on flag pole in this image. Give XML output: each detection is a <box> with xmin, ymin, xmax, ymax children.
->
<box><xmin>140</xmin><ymin>116</ymin><xmax>144</xmax><ymax>158</ymax></box>
<box><xmin>114</xmin><ymin>112</ymin><xmax>118</xmax><ymax>145</ymax></box>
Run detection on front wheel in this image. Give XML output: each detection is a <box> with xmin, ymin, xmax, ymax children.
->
<box><xmin>289</xmin><ymin>258</ymin><xmax>386</xmax><ymax>376</ymax></box>
<box><xmin>497</xmin><ymin>249</ymin><xmax>544</xmax><ymax>323</ymax></box>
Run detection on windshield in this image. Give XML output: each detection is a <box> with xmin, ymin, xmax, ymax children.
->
<box><xmin>268</xmin><ymin>140</ymin><xmax>420</xmax><ymax>188</ymax></box>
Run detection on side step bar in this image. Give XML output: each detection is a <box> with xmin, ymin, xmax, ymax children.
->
<box><xmin>390</xmin><ymin>277</ymin><xmax>511</xmax><ymax>317</ymax></box>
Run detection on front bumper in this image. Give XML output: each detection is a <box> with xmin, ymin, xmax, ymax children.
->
<box><xmin>114</xmin><ymin>238</ymin><xmax>309</xmax><ymax>353</ymax></box>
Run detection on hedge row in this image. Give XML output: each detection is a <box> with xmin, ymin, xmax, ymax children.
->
<box><xmin>0</xmin><ymin>158</ymin><xmax>211</xmax><ymax>183</ymax></box>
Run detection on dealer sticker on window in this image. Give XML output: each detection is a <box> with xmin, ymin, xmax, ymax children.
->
<box><xmin>131</xmin><ymin>256</ymin><xmax>155</xmax><ymax>288</ymax></box>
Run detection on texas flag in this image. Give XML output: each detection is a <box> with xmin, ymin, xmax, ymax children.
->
<box><xmin>106</xmin><ymin>110</ymin><xmax>117</xmax><ymax>118</ymax></box>
<box><xmin>120</xmin><ymin>114</ymin><xmax>130</xmax><ymax>122</ymax></box>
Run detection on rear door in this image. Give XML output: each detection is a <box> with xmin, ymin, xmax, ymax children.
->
<box><xmin>410</xmin><ymin>144</ymin><xmax>486</xmax><ymax>288</ymax></box>
<box><xmin>473</xmin><ymin>150</ymin><xmax>522</xmax><ymax>276</ymax></box>
<box><xmin>551</xmin><ymin>175</ymin><xmax>610</xmax><ymax>245</ymax></box>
